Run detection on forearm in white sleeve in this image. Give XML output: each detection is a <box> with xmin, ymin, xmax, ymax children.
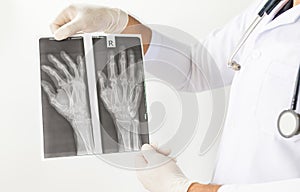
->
<box><xmin>219</xmin><ymin>178</ymin><xmax>300</xmax><ymax>192</ymax></box>
<box><xmin>144</xmin><ymin>30</ymin><xmax>196</xmax><ymax>91</ymax></box>
<box><xmin>144</xmin><ymin>0</ymin><xmax>266</xmax><ymax>92</ymax></box>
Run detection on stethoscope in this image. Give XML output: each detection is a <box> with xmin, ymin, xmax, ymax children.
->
<box><xmin>228</xmin><ymin>0</ymin><xmax>300</xmax><ymax>138</ymax></box>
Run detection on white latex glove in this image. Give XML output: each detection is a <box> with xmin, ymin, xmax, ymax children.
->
<box><xmin>50</xmin><ymin>4</ymin><xmax>129</xmax><ymax>40</ymax></box>
<box><xmin>136</xmin><ymin>144</ymin><xmax>193</xmax><ymax>192</ymax></box>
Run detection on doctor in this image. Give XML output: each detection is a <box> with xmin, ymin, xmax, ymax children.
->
<box><xmin>50</xmin><ymin>0</ymin><xmax>300</xmax><ymax>191</ymax></box>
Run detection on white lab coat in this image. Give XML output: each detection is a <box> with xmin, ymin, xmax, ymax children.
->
<box><xmin>144</xmin><ymin>0</ymin><xmax>300</xmax><ymax>191</ymax></box>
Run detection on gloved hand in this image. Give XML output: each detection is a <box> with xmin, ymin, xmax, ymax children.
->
<box><xmin>136</xmin><ymin>144</ymin><xmax>193</xmax><ymax>192</ymax></box>
<box><xmin>97</xmin><ymin>48</ymin><xmax>144</xmax><ymax>152</ymax></box>
<box><xmin>41</xmin><ymin>51</ymin><xmax>94</xmax><ymax>155</ymax></box>
<box><xmin>50</xmin><ymin>4</ymin><xmax>129</xmax><ymax>40</ymax></box>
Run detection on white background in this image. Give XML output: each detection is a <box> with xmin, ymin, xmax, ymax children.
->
<box><xmin>0</xmin><ymin>0</ymin><xmax>252</xmax><ymax>191</ymax></box>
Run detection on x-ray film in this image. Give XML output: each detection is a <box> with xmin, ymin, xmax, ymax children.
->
<box><xmin>92</xmin><ymin>36</ymin><xmax>149</xmax><ymax>154</ymax></box>
<box><xmin>39</xmin><ymin>35</ymin><xmax>149</xmax><ymax>159</ymax></box>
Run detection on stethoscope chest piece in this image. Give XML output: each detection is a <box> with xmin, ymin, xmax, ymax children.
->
<box><xmin>278</xmin><ymin>110</ymin><xmax>300</xmax><ymax>138</ymax></box>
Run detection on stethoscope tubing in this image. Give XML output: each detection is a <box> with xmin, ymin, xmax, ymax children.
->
<box><xmin>228</xmin><ymin>15</ymin><xmax>265</xmax><ymax>70</ymax></box>
<box><xmin>291</xmin><ymin>65</ymin><xmax>300</xmax><ymax>110</ymax></box>
<box><xmin>228</xmin><ymin>0</ymin><xmax>283</xmax><ymax>71</ymax></box>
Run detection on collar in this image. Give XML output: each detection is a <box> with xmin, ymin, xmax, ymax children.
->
<box><xmin>258</xmin><ymin>0</ymin><xmax>300</xmax><ymax>33</ymax></box>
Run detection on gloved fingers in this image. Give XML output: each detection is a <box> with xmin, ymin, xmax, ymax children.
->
<box><xmin>60</xmin><ymin>51</ymin><xmax>79</xmax><ymax>78</ymax></box>
<box><xmin>141</xmin><ymin>144</ymin><xmax>169</xmax><ymax>165</ymax></box>
<box><xmin>151</xmin><ymin>143</ymin><xmax>172</xmax><ymax>157</ymax></box>
<box><xmin>77</xmin><ymin>55</ymin><xmax>85</xmax><ymax>78</ymax></box>
<box><xmin>128</xmin><ymin>49</ymin><xmax>136</xmax><ymax>83</ymax></box>
<box><xmin>41</xmin><ymin>80</ymin><xmax>56</xmax><ymax>100</ymax></box>
<box><xmin>151</xmin><ymin>143</ymin><xmax>178</xmax><ymax>163</ymax></box>
<box><xmin>50</xmin><ymin>5</ymin><xmax>77</xmax><ymax>34</ymax></box>
<box><xmin>41</xmin><ymin>65</ymin><xmax>66</xmax><ymax>87</ymax></box>
<box><xmin>135</xmin><ymin>153</ymin><xmax>147</xmax><ymax>169</ymax></box>
<box><xmin>53</xmin><ymin>16</ymin><xmax>83</xmax><ymax>41</ymax></box>
<box><xmin>157</xmin><ymin>148</ymin><xmax>172</xmax><ymax>157</ymax></box>
<box><xmin>48</xmin><ymin>54</ymin><xmax>73</xmax><ymax>81</ymax></box>
<box><xmin>107</xmin><ymin>51</ymin><xmax>118</xmax><ymax>82</ymax></box>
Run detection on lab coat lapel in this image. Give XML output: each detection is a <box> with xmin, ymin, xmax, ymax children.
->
<box><xmin>258</xmin><ymin>4</ymin><xmax>300</xmax><ymax>34</ymax></box>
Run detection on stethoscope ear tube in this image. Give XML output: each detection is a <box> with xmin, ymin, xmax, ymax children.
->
<box><xmin>227</xmin><ymin>15</ymin><xmax>264</xmax><ymax>71</ymax></box>
<box><xmin>264</xmin><ymin>0</ymin><xmax>283</xmax><ymax>15</ymax></box>
<box><xmin>228</xmin><ymin>0</ymin><xmax>283</xmax><ymax>71</ymax></box>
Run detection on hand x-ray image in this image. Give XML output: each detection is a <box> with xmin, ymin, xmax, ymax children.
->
<box><xmin>93</xmin><ymin>36</ymin><xmax>149</xmax><ymax>153</ymax></box>
<box><xmin>39</xmin><ymin>37</ymin><xmax>94</xmax><ymax>158</ymax></box>
<box><xmin>39</xmin><ymin>35</ymin><xmax>149</xmax><ymax>158</ymax></box>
